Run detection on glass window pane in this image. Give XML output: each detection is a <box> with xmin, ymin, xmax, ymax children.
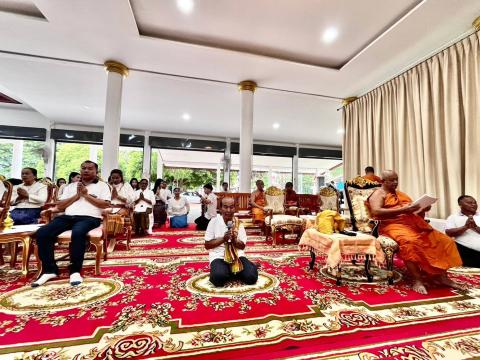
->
<box><xmin>298</xmin><ymin>158</ymin><xmax>343</xmax><ymax>194</ymax></box>
<box><xmin>0</xmin><ymin>139</ymin><xmax>45</xmax><ymax>179</ymax></box>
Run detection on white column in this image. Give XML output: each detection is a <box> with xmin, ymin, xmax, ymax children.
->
<box><xmin>142</xmin><ymin>131</ymin><xmax>151</xmax><ymax>179</ymax></box>
<box><xmin>156</xmin><ymin>149</ymin><xmax>164</xmax><ymax>179</ymax></box>
<box><xmin>11</xmin><ymin>140</ymin><xmax>23</xmax><ymax>178</ymax></box>
<box><xmin>238</xmin><ymin>80</ymin><xmax>256</xmax><ymax>192</ymax></box>
<box><xmin>293</xmin><ymin>144</ymin><xmax>299</xmax><ymax>192</ymax></box>
<box><xmin>216</xmin><ymin>163</ymin><xmax>221</xmax><ymax>191</ymax></box>
<box><xmin>223</xmin><ymin>137</ymin><xmax>231</xmax><ymax>184</ymax></box>
<box><xmin>89</xmin><ymin>145</ymin><xmax>98</xmax><ymax>163</ymax></box>
<box><xmin>44</xmin><ymin>125</ymin><xmax>55</xmax><ymax>179</ymax></box>
<box><xmin>102</xmin><ymin>61</ymin><xmax>128</xmax><ymax>178</ymax></box>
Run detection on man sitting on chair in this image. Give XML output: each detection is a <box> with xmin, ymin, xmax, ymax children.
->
<box><xmin>445</xmin><ymin>195</ymin><xmax>480</xmax><ymax>268</ymax></box>
<box><xmin>33</xmin><ymin>161</ymin><xmax>111</xmax><ymax>287</ymax></box>
<box><xmin>367</xmin><ymin>170</ymin><xmax>463</xmax><ymax>294</ymax></box>
<box><xmin>363</xmin><ymin>166</ymin><xmax>382</xmax><ymax>183</ymax></box>
<box><xmin>205</xmin><ymin>197</ymin><xmax>258</xmax><ymax>287</ymax></box>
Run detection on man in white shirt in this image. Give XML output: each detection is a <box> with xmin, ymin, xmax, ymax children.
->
<box><xmin>204</xmin><ymin>197</ymin><xmax>258</xmax><ymax>287</ymax></box>
<box><xmin>445</xmin><ymin>195</ymin><xmax>480</xmax><ymax>268</ymax></box>
<box><xmin>195</xmin><ymin>183</ymin><xmax>217</xmax><ymax>230</ymax></box>
<box><xmin>133</xmin><ymin>179</ymin><xmax>156</xmax><ymax>235</ymax></box>
<box><xmin>33</xmin><ymin>161</ymin><xmax>111</xmax><ymax>287</ymax></box>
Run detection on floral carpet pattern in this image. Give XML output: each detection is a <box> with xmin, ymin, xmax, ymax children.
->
<box><xmin>0</xmin><ymin>227</ymin><xmax>479</xmax><ymax>359</ymax></box>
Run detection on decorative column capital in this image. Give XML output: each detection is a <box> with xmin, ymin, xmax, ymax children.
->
<box><xmin>104</xmin><ymin>61</ymin><xmax>129</xmax><ymax>77</ymax></box>
<box><xmin>473</xmin><ymin>15</ymin><xmax>480</xmax><ymax>31</ymax></box>
<box><xmin>238</xmin><ymin>80</ymin><xmax>257</xmax><ymax>92</ymax></box>
<box><xmin>342</xmin><ymin>97</ymin><xmax>358</xmax><ymax>107</ymax></box>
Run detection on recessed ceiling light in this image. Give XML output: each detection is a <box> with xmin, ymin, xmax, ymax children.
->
<box><xmin>182</xmin><ymin>113</ymin><xmax>191</xmax><ymax>121</ymax></box>
<box><xmin>177</xmin><ymin>0</ymin><xmax>194</xmax><ymax>14</ymax></box>
<box><xmin>82</xmin><ymin>105</ymin><xmax>90</xmax><ymax>110</ymax></box>
<box><xmin>337</xmin><ymin>128</ymin><xmax>345</xmax><ymax>135</ymax></box>
<box><xmin>272</xmin><ymin>123</ymin><xmax>280</xmax><ymax>130</ymax></box>
<box><xmin>322</xmin><ymin>27</ymin><xmax>338</xmax><ymax>44</ymax></box>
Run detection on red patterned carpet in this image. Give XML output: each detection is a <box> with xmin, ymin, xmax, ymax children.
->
<box><xmin>1</xmin><ymin>226</ymin><xmax>480</xmax><ymax>359</ymax></box>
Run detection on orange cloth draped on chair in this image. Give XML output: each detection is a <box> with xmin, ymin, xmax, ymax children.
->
<box><xmin>363</xmin><ymin>174</ymin><xmax>382</xmax><ymax>183</ymax></box>
<box><xmin>368</xmin><ymin>191</ymin><xmax>462</xmax><ymax>275</ymax></box>
<box><xmin>251</xmin><ymin>191</ymin><xmax>266</xmax><ymax>223</ymax></box>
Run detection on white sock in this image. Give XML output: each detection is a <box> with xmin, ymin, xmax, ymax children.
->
<box><xmin>70</xmin><ymin>272</ymin><xmax>83</xmax><ymax>286</ymax></box>
<box><xmin>31</xmin><ymin>273</ymin><xmax>57</xmax><ymax>287</ymax></box>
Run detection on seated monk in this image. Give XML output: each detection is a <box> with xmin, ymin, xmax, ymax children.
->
<box><xmin>363</xmin><ymin>166</ymin><xmax>382</xmax><ymax>183</ymax></box>
<box><xmin>250</xmin><ymin>179</ymin><xmax>266</xmax><ymax>223</ymax></box>
<box><xmin>284</xmin><ymin>181</ymin><xmax>299</xmax><ymax>215</ymax></box>
<box><xmin>367</xmin><ymin>170</ymin><xmax>463</xmax><ymax>294</ymax></box>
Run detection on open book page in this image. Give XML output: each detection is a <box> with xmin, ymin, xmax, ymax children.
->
<box><xmin>412</xmin><ymin>194</ymin><xmax>438</xmax><ymax>209</ymax></box>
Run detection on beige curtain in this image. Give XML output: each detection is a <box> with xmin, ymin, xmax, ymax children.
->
<box><xmin>343</xmin><ymin>32</ymin><xmax>479</xmax><ymax>218</ymax></box>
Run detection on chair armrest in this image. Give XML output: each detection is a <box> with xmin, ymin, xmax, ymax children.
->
<box><xmin>39</xmin><ymin>207</ymin><xmax>62</xmax><ymax>224</ymax></box>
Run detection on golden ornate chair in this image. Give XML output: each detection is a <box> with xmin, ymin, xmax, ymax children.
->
<box><xmin>264</xmin><ymin>186</ymin><xmax>304</xmax><ymax>246</ymax></box>
<box><xmin>344</xmin><ymin>176</ymin><xmax>399</xmax><ymax>284</ymax></box>
<box><xmin>103</xmin><ymin>206</ymin><xmax>133</xmax><ymax>257</ymax></box>
<box><xmin>318</xmin><ymin>186</ymin><xmax>340</xmax><ymax>212</ymax></box>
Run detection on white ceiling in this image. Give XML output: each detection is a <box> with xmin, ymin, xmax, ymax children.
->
<box><xmin>0</xmin><ymin>0</ymin><xmax>479</xmax><ymax>148</ymax></box>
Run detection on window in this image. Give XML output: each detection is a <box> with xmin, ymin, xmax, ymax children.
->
<box><xmin>298</xmin><ymin>158</ymin><xmax>343</xmax><ymax>194</ymax></box>
<box><xmin>0</xmin><ymin>139</ymin><xmax>45</xmax><ymax>179</ymax></box>
<box><xmin>54</xmin><ymin>142</ymin><xmax>143</xmax><ymax>181</ymax></box>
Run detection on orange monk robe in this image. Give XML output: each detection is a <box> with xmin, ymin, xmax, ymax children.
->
<box><xmin>368</xmin><ymin>191</ymin><xmax>462</xmax><ymax>275</ymax></box>
<box><xmin>251</xmin><ymin>190</ymin><xmax>266</xmax><ymax>223</ymax></box>
<box><xmin>363</xmin><ymin>174</ymin><xmax>382</xmax><ymax>183</ymax></box>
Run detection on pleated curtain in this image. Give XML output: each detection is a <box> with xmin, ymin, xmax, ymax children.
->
<box><xmin>343</xmin><ymin>32</ymin><xmax>479</xmax><ymax>218</ymax></box>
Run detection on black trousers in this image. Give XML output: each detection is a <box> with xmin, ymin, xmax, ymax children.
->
<box><xmin>195</xmin><ymin>215</ymin><xmax>210</xmax><ymax>230</ymax></box>
<box><xmin>35</xmin><ymin>215</ymin><xmax>101</xmax><ymax>274</ymax></box>
<box><xmin>209</xmin><ymin>257</ymin><xmax>258</xmax><ymax>287</ymax></box>
<box><xmin>456</xmin><ymin>242</ymin><xmax>480</xmax><ymax>268</ymax></box>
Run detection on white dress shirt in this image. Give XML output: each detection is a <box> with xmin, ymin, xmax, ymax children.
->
<box><xmin>11</xmin><ymin>182</ymin><xmax>48</xmax><ymax>208</ymax></box>
<box><xmin>446</xmin><ymin>212</ymin><xmax>480</xmax><ymax>252</ymax></box>
<box><xmin>111</xmin><ymin>183</ymin><xmax>136</xmax><ymax>206</ymax></box>
<box><xmin>205</xmin><ymin>215</ymin><xmax>246</xmax><ymax>263</ymax></box>
<box><xmin>60</xmin><ymin>181</ymin><xmax>111</xmax><ymax>219</ymax></box>
<box><xmin>134</xmin><ymin>189</ymin><xmax>156</xmax><ymax>213</ymax></box>
<box><xmin>203</xmin><ymin>192</ymin><xmax>218</xmax><ymax>220</ymax></box>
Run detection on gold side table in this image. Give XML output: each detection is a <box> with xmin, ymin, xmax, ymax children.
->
<box><xmin>0</xmin><ymin>225</ymin><xmax>40</xmax><ymax>278</ymax></box>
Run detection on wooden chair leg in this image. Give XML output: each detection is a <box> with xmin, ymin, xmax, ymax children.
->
<box><xmin>34</xmin><ymin>243</ymin><xmax>42</xmax><ymax>279</ymax></box>
<box><xmin>309</xmin><ymin>250</ymin><xmax>316</xmax><ymax>270</ymax></box>
<box><xmin>0</xmin><ymin>245</ymin><xmax>4</xmax><ymax>266</ymax></box>
<box><xmin>9</xmin><ymin>242</ymin><xmax>17</xmax><ymax>268</ymax></box>
<box><xmin>95</xmin><ymin>241</ymin><xmax>102</xmax><ymax>275</ymax></box>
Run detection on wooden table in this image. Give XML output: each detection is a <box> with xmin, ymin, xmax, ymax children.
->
<box><xmin>0</xmin><ymin>225</ymin><xmax>40</xmax><ymax>278</ymax></box>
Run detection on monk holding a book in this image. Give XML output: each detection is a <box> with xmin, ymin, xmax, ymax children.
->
<box><xmin>367</xmin><ymin>170</ymin><xmax>463</xmax><ymax>294</ymax></box>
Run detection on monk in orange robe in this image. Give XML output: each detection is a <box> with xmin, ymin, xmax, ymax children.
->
<box><xmin>363</xmin><ymin>166</ymin><xmax>382</xmax><ymax>183</ymax></box>
<box><xmin>250</xmin><ymin>180</ymin><xmax>266</xmax><ymax>223</ymax></box>
<box><xmin>368</xmin><ymin>170</ymin><xmax>463</xmax><ymax>294</ymax></box>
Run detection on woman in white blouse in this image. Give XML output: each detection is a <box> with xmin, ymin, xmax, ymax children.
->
<box><xmin>10</xmin><ymin>167</ymin><xmax>48</xmax><ymax>224</ymax></box>
<box><xmin>167</xmin><ymin>187</ymin><xmax>190</xmax><ymax>228</ymax></box>
<box><xmin>109</xmin><ymin>169</ymin><xmax>135</xmax><ymax>214</ymax></box>
<box><xmin>133</xmin><ymin>179</ymin><xmax>156</xmax><ymax>235</ymax></box>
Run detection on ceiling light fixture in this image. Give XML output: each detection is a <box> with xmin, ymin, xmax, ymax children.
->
<box><xmin>177</xmin><ymin>0</ymin><xmax>194</xmax><ymax>14</ymax></box>
<box><xmin>182</xmin><ymin>113</ymin><xmax>191</xmax><ymax>121</ymax></box>
<box><xmin>272</xmin><ymin>123</ymin><xmax>280</xmax><ymax>130</ymax></box>
<box><xmin>322</xmin><ymin>27</ymin><xmax>338</xmax><ymax>44</ymax></box>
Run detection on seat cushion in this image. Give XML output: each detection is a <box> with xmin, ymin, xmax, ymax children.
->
<box><xmin>266</xmin><ymin>215</ymin><xmax>304</xmax><ymax>226</ymax></box>
<box><xmin>377</xmin><ymin>235</ymin><xmax>399</xmax><ymax>250</ymax></box>
<box><xmin>57</xmin><ymin>226</ymin><xmax>103</xmax><ymax>240</ymax></box>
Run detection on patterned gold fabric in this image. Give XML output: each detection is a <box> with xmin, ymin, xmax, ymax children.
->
<box><xmin>265</xmin><ymin>194</ymin><xmax>284</xmax><ymax>214</ymax></box>
<box><xmin>265</xmin><ymin>215</ymin><xmax>303</xmax><ymax>226</ymax></box>
<box><xmin>348</xmin><ymin>188</ymin><xmax>376</xmax><ymax>232</ymax></box>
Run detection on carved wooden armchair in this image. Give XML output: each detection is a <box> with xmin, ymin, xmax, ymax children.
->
<box><xmin>318</xmin><ymin>186</ymin><xmax>340</xmax><ymax>212</ymax></box>
<box><xmin>264</xmin><ymin>186</ymin><xmax>304</xmax><ymax>246</ymax></box>
<box><xmin>0</xmin><ymin>178</ymin><xmax>14</xmax><ymax>266</ymax></box>
<box><xmin>344</xmin><ymin>176</ymin><xmax>399</xmax><ymax>284</ymax></box>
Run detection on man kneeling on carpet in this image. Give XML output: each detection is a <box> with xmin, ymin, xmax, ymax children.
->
<box><xmin>205</xmin><ymin>197</ymin><xmax>258</xmax><ymax>287</ymax></box>
<box><xmin>33</xmin><ymin>161</ymin><xmax>111</xmax><ymax>287</ymax></box>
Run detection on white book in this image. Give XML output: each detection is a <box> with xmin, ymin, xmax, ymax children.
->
<box><xmin>412</xmin><ymin>194</ymin><xmax>438</xmax><ymax>209</ymax></box>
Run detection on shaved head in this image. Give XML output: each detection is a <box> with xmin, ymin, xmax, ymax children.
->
<box><xmin>222</xmin><ymin>197</ymin><xmax>235</xmax><ymax>206</ymax></box>
<box><xmin>381</xmin><ymin>170</ymin><xmax>397</xmax><ymax>181</ymax></box>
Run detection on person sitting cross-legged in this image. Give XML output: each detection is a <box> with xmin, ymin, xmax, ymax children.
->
<box><xmin>33</xmin><ymin>161</ymin><xmax>111</xmax><ymax>287</ymax></box>
<box><xmin>205</xmin><ymin>197</ymin><xmax>258</xmax><ymax>287</ymax></box>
